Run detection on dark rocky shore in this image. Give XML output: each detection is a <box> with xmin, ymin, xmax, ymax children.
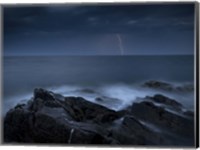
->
<box><xmin>143</xmin><ymin>80</ymin><xmax>194</xmax><ymax>92</ymax></box>
<box><xmin>3</xmin><ymin>81</ymin><xmax>194</xmax><ymax>146</ymax></box>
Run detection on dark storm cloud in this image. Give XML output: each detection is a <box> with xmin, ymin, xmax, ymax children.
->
<box><xmin>4</xmin><ymin>4</ymin><xmax>194</xmax><ymax>34</ymax></box>
<box><xmin>3</xmin><ymin>3</ymin><xmax>195</xmax><ymax>55</ymax></box>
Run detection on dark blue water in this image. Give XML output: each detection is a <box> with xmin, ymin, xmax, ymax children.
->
<box><xmin>3</xmin><ymin>55</ymin><xmax>194</xmax><ymax>114</ymax></box>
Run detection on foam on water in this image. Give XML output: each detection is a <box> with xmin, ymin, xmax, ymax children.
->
<box><xmin>2</xmin><ymin>82</ymin><xmax>194</xmax><ymax>116</ymax></box>
<box><xmin>3</xmin><ymin>93</ymin><xmax>33</xmax><ymax>116</ymax></box>
<box><xmin>97</xmin><ymin>84</ymin><xmax>156</xmax><ymax>110</ymax></box>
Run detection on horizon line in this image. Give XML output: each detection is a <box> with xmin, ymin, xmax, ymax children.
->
<box><xmin>3</xmin><ymin>54</ymin><xmax>194</xmax><ymax>57</ymax></box>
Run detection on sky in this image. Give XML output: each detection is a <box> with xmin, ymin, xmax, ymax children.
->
<box><xmin>3</xmin><ymin>3</ymin><xmax>195</xmax><ymax>56</ymax></box>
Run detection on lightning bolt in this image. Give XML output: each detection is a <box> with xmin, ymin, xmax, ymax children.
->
<box><xmin>116</xmin><ymin>34</ymin><xmax>124</xmax><ymax>55</ymax></box>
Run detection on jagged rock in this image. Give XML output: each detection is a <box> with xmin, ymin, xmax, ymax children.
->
<box><xmin>3</xmin><ymin>88</ymin><xmax>194</xmax><ymax>146</ymax></box>
<box><xmin>146</xmin><ymin>94</ymin><xmax>182</xmax><ymax>110</ymax></box>
<box><xmin>143</xmin><ymin>80</ymin><xmax>194</xmax><ymax>92</ymax></box>
<box><xmin>143</xmin><ymin>80</ymin><xmax>174</xmax><ymax>91</ymax></box>
<box><xmin>62</xmin><ymin>96</ymin><xmax>121</xmax><ymax>123</ymax></box>
<box><xmin>4</xmin><ymin>108</ymin><xmax>115</xmax><ymax>144</ymax></box>
<box><xmin>176</xmin><ymin>84</ymin><xmax>194</xmax><ymax>92</ymax></box>
<box><xmin>144</xmin><ymin>94</ymin><xmax>194</xmax><ymax>119</ymax></box>
<box><xmin>3</xmin><ymin>88</ymin><xmax>119</xmax><ymax>144</ymax></box>
<box><xmin>95</xmin><ymin>96</ymin><xmax>120</xmax><ymax>103</ymax></box>
<box><xmin>4</xmin><ymin>108</ymin><xmax>34</xmax><ymax>142</ymax></box>
<box><xmin>95</xmin><ymin>96</ymin><xmax>121</xmax><ymax>110</ymax></box>
<box><xmin>183</xmin><ymin>110</ymin><xmax>194</xmax><ymax>117</ymax></box>
<box><xmin>95</xmin><ymin>97</ymin><xmax>104</xmax><ymax>102</ymax></box>
<box><xmin>110</xmin><ymin>115</ymin><xmax>167</xmax><ymax>145</ymax></box>
<box><xmin>34</xmin><ymin>88</ymin><xmax>55</xmax><ymax>101</ymax></box>
<box><xmin>131</xmin><ymin>101</ymin><xmax>194</xmax><ymax>138</ymax></box>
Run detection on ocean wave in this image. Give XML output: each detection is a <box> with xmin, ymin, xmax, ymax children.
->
<box><xmin>2</xmin><ymin>81</ymin><xmax>194</xmax><ymax>116</ymax></box>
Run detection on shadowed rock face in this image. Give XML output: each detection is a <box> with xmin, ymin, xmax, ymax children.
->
<box><xmin>131</xmin><ymin>101</ymin><xmax>194</xmax><ymax>137</ymax></box>
<box><xmin>63</xmin><ymin>96</ymin><xmax>121</xmax><ymax>123</ymax></box>
<box><xmin>3</xmin><ymin>88</ymin><xmax>194</xmax><ymax>146</ymax></box>
<box><xmin>145</xmin><ymin>94</ymin><xmax>183</xmax><ymax>111</ymax></box>
<box><xmin>4</xmin><ymin>88</ymin><xmax>120</xmax><ymax>144</ymax></box>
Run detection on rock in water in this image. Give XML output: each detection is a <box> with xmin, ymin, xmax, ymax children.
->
<box><xmin>3</xmin><ymin>88</ymin><xmax>194</xmax><ymax>146</ymax></box>
<box><xmin>110</xmin><ymin>115</ymin><xmax>168</xmax><ymax>145</ymax></box>
<box><xmin>63</xmin><ymin>96</ymin><xmax>121</xmax><ymax>123</ymax></box>
<box><xmin>143</xmin><ymin>80</ymin><xmax>174</xmax><ymax>91</ymax></box>
<box><xmin>146</xmin><ymin>94</ymin><xmax>182</xmax><ymax>111</ymax></box>
<box><xmin>3</xmin><ymin>88</ymin><xmax>119</xmax><ymax>144</ymax></box>
<box><xmin>131</xmin><ymin>101</ymin><xmax>194</xmax><ymax>138</ymax></box>
<box><xmin>34</xmin><ymin>88</ymin><xmax>55</xmax><ymax>101</ymax></box>
<box><xmin>143</xmin><ymin>80</ymin><xmax>194</xmax><ymax>92</ymax></box>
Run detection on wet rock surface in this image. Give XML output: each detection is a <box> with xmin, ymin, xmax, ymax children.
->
<box><xmin>145</xmin><ymin>94</ymin><xmax>183</xmax><ymax>111</ymax></box>
<box><xmin>4</xmin><ymin>88</ymin><xmax>194</xmax><ymax>146</ymax></box>
<box><xmin>143</xmin><ymin>80</ymin><xmax>194</xmax><ymax>92</ymax></box>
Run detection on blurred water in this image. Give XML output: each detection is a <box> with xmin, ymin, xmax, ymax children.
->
<box><xmin>2</xmin><ymin>55</ymin><xmax>194</xmax><ymax>114</ymax></box>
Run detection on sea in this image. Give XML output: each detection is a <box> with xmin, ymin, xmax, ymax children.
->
<box><xmin>2</xmin><ymin>55</ymin><xmax>194</xmax><ymax>115</ymax></box>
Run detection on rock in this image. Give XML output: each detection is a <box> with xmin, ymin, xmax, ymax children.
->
<box><xmin>176</xmin><ymin>84</ymin><xmax>194</xmax><ymax>92</ymax></box>
<box><xmin>3</xmin><ymin>88</ymin><xmax>194</xmax><ymax>146</ymax></box>
<box><xmin>120</xmin><ymin>116</ymin><xmax>161</xmax><ymax>144</ymax></box>
<box><xmin>77</xmin><ymin>88</ymin><xmax>97</xmax><ymax>94</ymax></box>
<box><xmin>31</xmin><ymin>112</ymin><xmax>113</xmax><ymax>144</ymax></box>
<box><xmin>143</xmin><ymin>80</ymin><xmax>174</xmax><ymax>91</ymax></box>
<box><xmin>95</xmin><ymin>96</ymin><xmax>120</xmax><ymax>103</ymax></box>
<box><xmin>95</xmin><ymin>96</ymin><xmax>121</xmax><ymax>109</ymax></box>
<box><xmin>109</xmin><ymin>115</ymin><xmax>177</xmax><ymax>145</ymax></box>
<box><xmin>62</xmin><ymin>96</ymin><xmax>121</xmax><ymax>123</ymax></box>
<box><xmin>183</xmin><ymin>110</ymin><xmax>194</xmax><ymax>117</ymax></box>
<box><xmin>145</xmin><ymin>94</ymin><xmax>194</xmax><ymax>119</ymax></box>
<box><xmin>30</xmin><ymin>88</ymin><xmax>62</xmax><ymax>111</ymax></box>
<box><xmin>146</xmin><ymin>94</ymin><xmax>182</xmax><ymax>110</ymax></box>
<box><xmin>3</xmin><ymin>88</ymin><xmax>119</xmax><ymax>144</ymax></box>
<box><xmin>34</xmin><ymin>88</ymin><xmax>55</xmax><ymax>101</ymax></box>
<box><xmin>4</xmin><ymin>108</ymin><xmax>34</xmax><ymax>142</ymax></box>
<box><xmin>4</xmin><ymin>109</ymin><xmax>114</xmax><ymax>144</ymax></box>
<box><xmin>131</xmin><ymin>101</ymin><xmax>194</xmax><ymax>138</ymax></box>
<box><xmin>95</xmin><ymin>97</ymin><xmax>104</xmax><ymax>102</ymax></box>
<box><xmin>143</xmin><ymin>80</ymin><xmax>194</xmax><ymax>92</ymax></box>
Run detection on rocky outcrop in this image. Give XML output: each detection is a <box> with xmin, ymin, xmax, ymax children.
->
<box><xmin>109</xmin><ymin>115</ymin><xmax>168</xmax><ymax>145</ymax></box>
<box><xmin>143</xmin><ymin>80</ymin><xmax>174</xmax><ymax>91</ymax></box>
<box><xmin>143</xmin><ymin>80</ymin><xmax>194</xmax><ymax>92</ymax></box>
<box><xmin>4</xmin><ymin>88</ymin><xmax>121</xmax><ymax>144</ymax></box>
<box><xmin>145</xmin><ymin>94</ymin><xmax>182</xmax><ymax>111</ymax></box>
<box><xmin>3</xmin><ymin>88</ymin><xmax>194</xmax><ymax>146</ymax></box>
<box><xmin>131</xmin><ymin>101</ymin><xmax>194</xmax><ymax>137</ymax></box>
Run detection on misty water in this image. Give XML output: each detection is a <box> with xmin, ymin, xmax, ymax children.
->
<box><xmin>3</xmin><ymin>55</ymin><xmax>194</xmax><ymax>115</ymax></box>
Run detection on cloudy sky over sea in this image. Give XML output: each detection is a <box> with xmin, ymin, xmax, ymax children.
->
<box><xmin>4</xmin><ymin>3</ymin><xmax>194</xmax><ymax>56</ymax></box>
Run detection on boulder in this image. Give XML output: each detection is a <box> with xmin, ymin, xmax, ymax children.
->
<box><xmin>143</xmin><ymin>80</ymin><xmax>174</xmax><ymax>91</ymax></box>
<box><xmin>176</xmin><ymin>84</ymin><xmax>194</xmax><ymax>92</ymax></box>
<box><xmin>4</xmin><ymin>108</ymin><xmax>115</xmax><ymax>144</ymax></box>
<box><xmin>146</xmin><ymin>94</ymin><xmax>182</xmax><ymax>110</ymax></box>
<box><xmin>111</xmin><ymin>115</ymin><xmax>166</xmax><ymax>145</ymax></box>
<box><xmin>3</xmin><ymin>88</ymin><xmax>119</xmax><ymax>144</ymax></box>
<box><xmin>183</xmin><ymin>110</ymin><xmax>194</xmax><ymax>117</ymax></box>
<box><xmin>131</xmin><ymin>101</ymin><xmax>194</xmax><ymax>138</ymax></box>
<box><xmin>143</xmin><ymin>80</ymin><xmax>194</xmax><ymax>92</ymax></box>
<box><xmin>62</xmin><ymin>96</ymin><xmax>121</xmax><ymax>123</ymax></box>
<box><xmin>3</xmin><ymin>88</ymin><xmax>194</xmax><ymax>146</ymax></box>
